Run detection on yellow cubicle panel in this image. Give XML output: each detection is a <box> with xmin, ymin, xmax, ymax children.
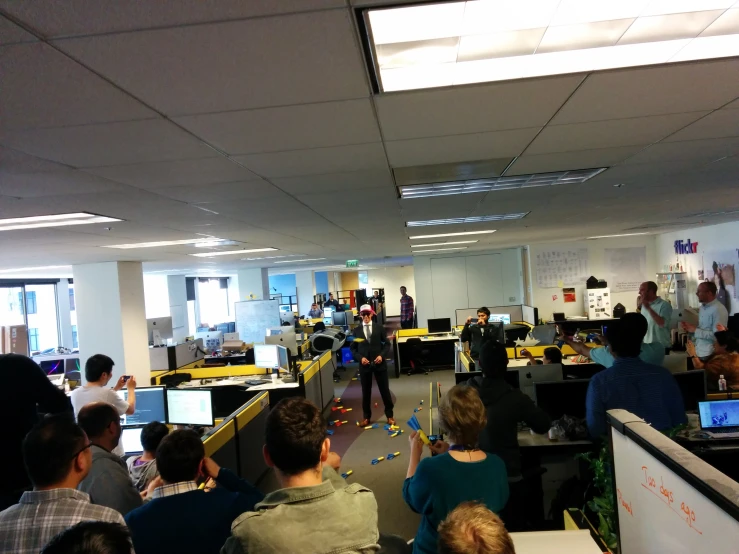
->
<box><xmin>301</xmin><ymin>359</ymin><xmax>321</xmax><ymax>383</ymax></box>
<box><xmin>318</xmin><ymin>350</ymin><xmax>332</xmax><ymax>368</ymax></box>
<box><xmin>506</xmin><ymin>347</ymin><xmax>515</xmax><ymax>359</ymax></box>
<box><xmin>235</xmin><ymin>392</ymin><xmax>269</xmax><ymax>431</ymax></box>
<box><xmin>152</xmin><ymin>364</ymin><xmax>267</xmax><ymax>385</ymax></box>
<box><xmin>396</xmin><ymin>328</ymin><xmax>429</xmax><ymax>338</ymax></box>
<box><xmin>202</xmin><ymin>418</ymin><xmax>236</xmax><ymax>458</ymax></box>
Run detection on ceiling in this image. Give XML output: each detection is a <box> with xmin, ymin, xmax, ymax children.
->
<box><xmin>1</xmin><ymin>0</ymin><xmax>738</xmax><ymax>278</ymax></box>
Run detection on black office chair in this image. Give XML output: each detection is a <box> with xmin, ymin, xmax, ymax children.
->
<box><xmin>405</xmin><ymin>337</ymin><xmax>432</xmax><ymax>376</ymax></box>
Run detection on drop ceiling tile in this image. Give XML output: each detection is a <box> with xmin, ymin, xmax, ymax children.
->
<box><xmin>0</xmin><ymin>120</ymin><xmax>216</xmax><ymax>167</ymax></box>
<box><xmin>663</xmin><ymin>109</ymin><xmax>739</xmax><ymax>142</ymax></box>
<box><xmin>0</xmin><ymin>170</ymin><xmax>127</xmax><ymax>197</ymax></box>
<box><xmin>233</xmin><ymin>143</ymin><xmax>388</xmax><ymax>178</ymax></box>
<box><xmin>175</xmin><ymin>99</ymin><xmax>381</xmax><ymax>155</ymax></box>
<box><xmin>622</xmin><ymin>137</ymin><xmax>739</xmax><ymax>165</ymax></box>
<box><xmin>85</xmin><ymin>157</ymin><xmax>261</xmax><ymax>188</ymax></box>
<box><xmin>0</xmin><ymin>15</ymin><xmax>37</xmax><ymax>44</ymax></box>
<box><xmin>700</xmin><ymin>8</ymin><xmax>739</xmax><ymax>37</ymax></box>
<box><xmin>0</xmin><ymin>146</ymin><xmax>70</xmax><ymax>174</ymax></box>
<box><xmin>296</xmin><ymin>186</ymin><xmax>398</xmax><ymax>211</ymax></box>
<box><xmin>552</xmin><ymin>58</ymin><xmax>739</xmax><ymax>124</ymax></box>
<box><xmin>53</xmin><ymin>11</ymin><xmax>369</xmax><ymax>115</ymax></box>
<box><xmin>153</xmin><ymin>181</ymin><xmax>285</xmax><ymax>203</ymax></box>
<box><xmin>0</xmin><ymin>43</ymin><xmax>156</xmax><ymax>131</ymax></box>
<box><xmin>506</xmin><ymin>146</ymin><xmax>643</xmax><ymax>175</ymax></box>
<box><xmin>526</xmin><ymin>112</ymin><xmax>708</xmax><ymax>155</ymax></box>
<box><xmin>374</xmin><ymin>74</ymin><xmax>584</xmax><ymax>140</ymax></box>
<box><xmin>0</xmin><ymin>0</ymin><xmax>345</xmax><ymax>37</ymax></box>
<box><xmin>386</xmin><ymin>128</ymin><xmax>540</xmax><ymax>167</ymax></box>
<box><xmin>272</xmin><ymin>169</ymin><xmax>394</xmax><ymax>195</ymax></box>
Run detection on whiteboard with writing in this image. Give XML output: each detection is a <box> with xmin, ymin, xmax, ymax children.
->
<box><xmin>610</xmin><ymin>411</ymin><xmax>739</xmax><ymax>554</ymax></box>
<box><xmin>234</xmin><ymin>299</ymin><xmax>281</xmax><ymax>345</ymax></box>
<box><xmin>535</xmin><ymin>248</ymin><xmax>589</xmax><ymax>288</ymax></box>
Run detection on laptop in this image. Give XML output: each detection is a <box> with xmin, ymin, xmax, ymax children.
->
<box><xmin>518</xmin><ymin>364</ymin><xmax>563</xmax><ymax>401</ymax></box>
<box><xmin>698</xmin><ymin>399</ymin><xmax>739</xmax><ymax>438</ymax></box>
<box><xmin>121</xmin><ymin>426</ymin><xmax>145</xmax><ymax>455</ymax></box>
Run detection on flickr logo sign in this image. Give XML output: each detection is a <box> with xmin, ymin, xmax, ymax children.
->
<box><xmin>674</xmin><ymin>239</ymin><xmax>698</xmax><ymax>255</ymax></box>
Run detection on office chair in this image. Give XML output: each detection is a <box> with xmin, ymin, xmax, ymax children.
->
<box><xmin>405</xmin><ymin>337</ymin><xmax>432</xmax><ymax>376</ymax></box>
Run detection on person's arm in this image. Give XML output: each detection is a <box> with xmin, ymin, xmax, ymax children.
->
<box><xmin>460</xmin><ymin>322</ymin><xmax>471</xmax><ymax>344</ymax></box>
<box><xmin>564</xmin><ymin>337</ymin><xmax>593</xmax><ymax>358</ymax></box>
<box><xmin>642</xmin><ymin>300</ymin><xmax>666</xmax><ymax>328</ymax></box>
<box><xmin>520</xmin><ymin>394</ymin><xmax>552</xmax><ymax>434</ymax></box>
<box><xmin>124</xmin><ymin>377</ymin><xmax>136</xmax><ymax>415</ymax></box>
<box><xmin>107</xmin><ymin>388</ymin><xmax>134</xmax><ymax>417</ymax></box>
<box><xmin>585</xmin><ymin>378</ymin><xmax>606</xmax><ymax>439</ymax></box>
<box><xmin>588</xmin><ymin>346</ymin><xmax>615</xmax><ymax>368</ymax></box>
<box><xmin>402</xmin><ymin>452</ymin><xmax>431</xmax><ymax>514</ymax></box>
<box><xmin>685</xmin><ymin>340</ymin><xmax>704</xmax><ymax>368</ymax></box>
<box><xmin>694</xmin><ymin>308</ymin><xmax>722</xmax><ymax>340</ymax></box>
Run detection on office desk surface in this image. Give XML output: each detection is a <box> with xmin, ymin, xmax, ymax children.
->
<box><xmin>178</xmin><ymin>376</ymin><xmax>300</xmax><ymax>391</ymax></box>
<box><xmin>518</xmin><ymin>430</ymin><xmax>592</xmax><ymax>448</ymax></box>
<box><xmin>396</xmin><ymin>333</ymin><xmax>458</xmax><ymax>343</ymax></box>
<box><xmin>510</xmin><ymin>530</ymin><xmax>601</xmax><ymax>553</ymax></box>
<box><xmin>507</xmin><ymin>358</ymin><xmax>595</xmax><ymax>368</ymax></box>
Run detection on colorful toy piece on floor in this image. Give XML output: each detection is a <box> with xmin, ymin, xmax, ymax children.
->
<box><xmin>334</xmin><ymin>420</ymin><xmax>349</xmax><ymax>427</ymax></box>
<box><xmin>351</xmin><ymin>378</ymin><xmax>358</xmax><ymax>381</ymax></box>
<box><xmin>331</xmin><ymin>406</ymin><xmax>343</xmax><ymax>412</ymax></box>
<box><xmin>383</xmin><ymin>424</ymin><xmax>399</xmax><ymax>431</ymax></box>
<box><xmin>340</xmin><ymin>408</ymin><xmax>352</xmax><ymax>413</ymax></box>
<box><xmin>386</xmin><ymin>452</ymin><xmax>401</xmax><ymax>460</ymax></box>
<box><xmin>420</xmin><ymin>400</ymin><xmax>424</xmax><ymax>405</ymax></box>
<box><xmin>341</xmin><ymin>470</ymin><xmax>353</xmax><ymax>479</ymax></box>
<box><xmin>407</xmin><ymin>414</ymin><xmax>431</xmax><ymax>445</ymax></box>
<box><xmin>389</xmin><ymin>430</ymin><xmax>403</xmax><ymax>437</ymax></box>
<box><xmin>371</xmin><ymin>456</ymin><xmax>385</xmax><ymax>465</ymax></box>
<box><xmin>413</xmin><ymin>407</ymin><xmax>423</xmax><ymax>413</ymax></box>
<box><xmin>334</xmin><ymin>397</ymin><xmax>341</xmax><ymax>403</ymax></box>
<box><xmin>326</xmin><ymin>429</ymin><xmax>334</xmax><ymax>436</ymax></box>
<box><xmin>364</xmin><ymin>423</ymin><xmax>379</xmax><ymax>430</ymax></box>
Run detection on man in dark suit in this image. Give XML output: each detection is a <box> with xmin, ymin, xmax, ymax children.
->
<box><xmin>350</xmin><ymin>304</ymin><xmax>395</xmax><ymax>427</ymax></box>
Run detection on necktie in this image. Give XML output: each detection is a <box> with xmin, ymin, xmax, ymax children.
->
<box><xmin>365</xmin><ymin>325</ymin><xmax>371</xmax><ymax>343</ymax></box>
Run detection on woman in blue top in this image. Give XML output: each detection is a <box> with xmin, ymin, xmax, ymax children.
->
<box><xmin>402</xmin><ymin>385</ymin><xmax>509</xmax><ymax>554</ymax></box>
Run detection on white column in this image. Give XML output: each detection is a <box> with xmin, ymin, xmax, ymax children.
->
<box><xmin>295</xmin><ymin>270</ymin><xmax>316</xmax><ymax>317</ymax></box>
<box><xmin>237</xmin><ymin>268</ymin><xmax>269</xmax><ymax>301</ymax></box>
<box><xmin>167</xmin><ymin>275</ymin><xmax>190</xmax><ymax>343</ymax></box>
<box><xmin>57</xmin><ymin>278</ymin><xmax>73</xmax><ymax>349</ymax></box>
<box><xmin>73</xmin><ymin>262</ymin><xmax>150</xmax><ymax>384</ymax></box>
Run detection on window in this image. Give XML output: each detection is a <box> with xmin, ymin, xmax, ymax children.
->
<box><xmin>29</xmin><ymin>328</ymin><xmax>39</xmax><ymax>351</ymax></box>
<box><xmin>72</xmin><ymin>325</ymin><xmax>78</xmax><ymax>349</ymax></box>
<box><xmin>25</xmin><ymin>291</ymin><xmax>37</xmax><ymax>314</ymax></box>
<box><xmin>16</xmin><ymin>291</ymin><xmax>25</xmax><ymax>316</ymax></box>
<box><xmin>69</xmin><ymin>287</ymin><xmax>75</xmax><ymax>311</ymax></box>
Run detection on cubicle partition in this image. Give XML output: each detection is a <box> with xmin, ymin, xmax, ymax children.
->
<box><xmin>202</xmin><ymin>418</ymin><xmax>239</xmax><ymax>473</ymax></box>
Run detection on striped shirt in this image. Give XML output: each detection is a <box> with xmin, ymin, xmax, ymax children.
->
<box><xmin>400</xmin><ymin>294</ymin><xmax>414</xmax><ymax>322</ymax></box>
<box><xmin>0</xmin><ymin>488</ymin><xmax>125</xmax><ymax>554</ymax></box>
<box><xmin>585</xmin><ymin>357</ymin><xmax>687</xmax><ymax>438</ymax></box>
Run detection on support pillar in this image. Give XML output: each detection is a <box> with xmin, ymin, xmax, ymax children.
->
<box><xmin>237</xmin><ymin>268</ymin><xmax>269</xmax><ymax>301</ymax></box>
<box><xmin>57</xmin><ymin>278</ymin><xmax>74</xmax><ymax>349</ymax></box>
<box><xmin>295</xmin><ymin>270</ymin><xmax>316</xmax><ymax>317</ymax></box>
<box><xmin>167</xmin><ymin>275</ymin><xmax>190</xmax><ymax>343</ymax></box>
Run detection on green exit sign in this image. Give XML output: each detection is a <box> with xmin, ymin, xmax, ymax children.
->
<box><xmin>346</xmin><ymin>259</ymin><xmax>359</xmax><ymax>268</ymax></box>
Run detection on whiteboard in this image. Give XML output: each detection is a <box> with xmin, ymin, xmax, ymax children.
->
<box><xmin>609</xmin><ymin>410</ymin><xmax>739</xmax><ymax>554</ymax></box>
<box><xmin>234</xmin><ymin>300</ymin><xmax>281</xmax><ymax>345</ymax></box>
<box><xmin>535</xmin><ymin>248</ymin><xmax>589</xmax><ymax>288</ymax></box>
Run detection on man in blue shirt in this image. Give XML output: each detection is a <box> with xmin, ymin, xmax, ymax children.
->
<box><xmin>681</xmin><ymin>282</ymin><xmax>729</xmax><ymax>359</ymax></box>
<box><xmin>561</xmin><ymin>333</ymin><xmax>665</xmax><ymax>367</ymax></box>
<box><xmin>585</xmin><ymin>313</ymin><xmax>686</xmax><ymax>438</ymax></box>
<box><xmin>638</xmin><ymin>281</ymin><xmax>673</xmax><ymax>348</ymax></box>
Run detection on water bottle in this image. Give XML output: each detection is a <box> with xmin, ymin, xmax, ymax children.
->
<box><xmin>719</xmin><ymin>375</ymin><xmax>727</xmax><ymax>391</ymax></box>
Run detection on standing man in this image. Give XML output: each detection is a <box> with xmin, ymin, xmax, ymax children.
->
<box><xmin>324</xmin><ymin>293</ymin><xmax>341</xmax><ymax>311</ymax></box>
<box><xmin>399</xmin><ymin>286</ymin><xmax>414</xmax><ymax>329</ymax></box>
<box><xmin>681</xmin><ymin>282</ymin><xmax>729</xmax><ymax>360</ymax></box>
<box><xmin>351</xmin><ymin>304</ymin><xmax>395</xmax><ymax>427</ymax></box>
<box><xmin>638</xmin><ymin>281</ymin><xmax>673</xmax><ymax>349</ymax></box>
<box><xmin>461</xmin><ymin>307</ymin><xmax>501</xmax><ymax>362</ymax></box>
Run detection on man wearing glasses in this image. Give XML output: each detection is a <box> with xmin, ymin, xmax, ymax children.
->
<box><xmin>0</xmin><ymin>416</ymin><xmax>125</xmax><ymax>554</ymax></box>
<box><xmin>350</xmin><ymin>304</ymin><xmax>395</xmax><ymax>427</ymax></box>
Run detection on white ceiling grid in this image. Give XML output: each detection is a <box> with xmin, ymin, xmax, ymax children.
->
<box><xmin>0</xmin><ymin>1</ymin><xmax>738</xmax><ymax>275</ymax></box>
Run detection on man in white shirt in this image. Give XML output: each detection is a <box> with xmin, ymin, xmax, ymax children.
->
<box><xmin>70</xmin><ymin>355</ymin><xmax>135</xmax><ymax>457</ymax></box>
<box><xmin>682</xmin><ymin>282</ymin><xmax>730</xmax><ymax>359</ymax></box>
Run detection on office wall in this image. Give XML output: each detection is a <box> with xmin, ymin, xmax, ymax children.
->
<box><xmin>413</xmin><ymin>248</ymin><xmax>524</xmax><ymax>326</ymax></box>
<box><xmin>367</xmin><ymin>266</ymin><xmax>415</xmax><ymax>317</ymax></box>
<box><xmin>529</xmin><ymin>235</ymin><xmax>657</xmax><ymax>321</ymax></box>
<box><xmin>340</xmin><ymin>271</ymin><xmax>359</xmax><ymax>291</ymax></box>
<box><xmin>654</xmin><ymin>220</ymin><xmax>739</xmax><ymax>314</ymax></box>
<box><xmin>315</xmin><ymin>271</ymin><xmax>329</xmax><ymax>295</ymax></box>
<box><xmin>143</xmin><ymin>274</ymin><xmax>170</xmax><ymax>318</ymax></box>
<box><xmin>268</xmin><ymin>273</ymin><xmax>296</xmax><ymax>297</ymax></box>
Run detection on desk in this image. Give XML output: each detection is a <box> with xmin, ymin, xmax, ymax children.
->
<box><xmin>510</xmin><ymin>530</ymin><xmax>602</xmax><ymax>554</ymax></box>
<box><xmin>394</xmin><ymin>332</ymin><xmax>460</xmax><ymax>377</ymax></box>
<box><xmin>674</xmin><ymin>431</ymin><xmax>739</xmax><ymax>482</ymax></box>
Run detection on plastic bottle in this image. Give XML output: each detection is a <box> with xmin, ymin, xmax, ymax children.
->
<box><xmin>718</xmin><ymin>375</ymin><xmax>727</xmax><ymax>391</ymax></box>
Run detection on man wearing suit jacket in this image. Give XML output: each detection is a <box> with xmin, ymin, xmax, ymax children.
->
<box><xmin>351</xmin><ymin>304</ymin><xmax>395</xmax><ymax>427</ymax></box>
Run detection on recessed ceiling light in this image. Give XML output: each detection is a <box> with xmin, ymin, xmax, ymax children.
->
<box><xmin>408</xmin><ymin>230</ymin><xmax>497</xmax><ymax>240</ymax></box>
<box><xmin>0</xmin><ymin>212</ymin><xmax>122</xmax><ymax>232</ymax></box>
<box><xmin>190</xmin><ymin>248</ymin><xmax>278</xmax><ymax>258</ymax></box>
<box><xmin>273</xmin><ymin>258</ymin><xmax>327</xmax><ymax>264</ymax></box>
<box><xmin>399</xmin><ymin>168</ymin><xmax>605</xmax><ymax>199</ymax></box>
<box><xmin>364</xmin><ymin>1</ymin><xmax>738</xmax><ymax>92</ymax></box>
<box><xmin>102</xmin><ymin>238</ymin><xmax>228</xmax><ymax>249</ymax></box>
<box><xmin>412</xmin><ymin>247</ymin><xmax>469</xmax><ymax>253</ymax></box>
<box><xmin>0</xmin><ymin>265</ymin><xmax>70</xmax><ymax>274</ymax></box>
<box><xmin>409</xmin><ymin>240</ymin><xmax>479</xmax><ymax>247</ymax></box>
<box><xmin>407</xmin><ymin>213</ymin><xmax>528</xmax><ymax>227</ymax></box>
<box><xmin>241</xmin><ymin>255</ymin><xmax>295</xmax><ymax>261</ymax></box>
<box><xmin>586</xmin><ymin>232</ymin><xmax>650</xmax><ymax>239</ymax></box>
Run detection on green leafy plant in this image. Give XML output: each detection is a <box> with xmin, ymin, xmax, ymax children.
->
<box><xmin>576</xmin><ymin>444</ymin><xmax>619</xmax><ymax>552</ymax></box>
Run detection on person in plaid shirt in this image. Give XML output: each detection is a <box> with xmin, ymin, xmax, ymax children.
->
<box><xmin>400</xmin><ymin>286</ymin><xmax>415</xmax><ymax>329</ymax></box>
<box><xmin>0</xmin><ymin>415</ymin><xmax>125</xmax><ymax>554</ymax></box>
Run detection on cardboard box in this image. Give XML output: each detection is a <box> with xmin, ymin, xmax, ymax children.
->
<box><xmin>3</xmin><ymin>325</ymin><xmax>29</xmax><ymax>356</ymax></box>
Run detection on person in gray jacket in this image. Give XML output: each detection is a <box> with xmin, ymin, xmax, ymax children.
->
<box><xmin>126</xmin><ymin>421</ymin><xmax>169</xmax><ymax>492</ymax></box>
<box><xmin>77</xmin><ymin>402</ymin><xmax>143</xmax><ymax>516</ymax></box>
<box><xmin>222</xmin><ymin>397</ymin><xmax>381</xmax><ymax>554</ymax></box>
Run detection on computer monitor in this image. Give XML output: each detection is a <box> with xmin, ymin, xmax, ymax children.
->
<box><xmin>673</xmin><ymin>370</ymin><xmax>707</xmax><ymax>411</ymax></box>
<box><xmin>147</xmin><ymin>317</ymin><xmax>173</xmax><ymax>345</ymax></box>
<box><xmin>277</xmin><ymin>345</ymin><xmax>289</xmax><ymax>371</ymax></box>
<box><xmin>64</xmin><ymin>357</ymin><xmax>81</xmax><ymax>374</ymax></box>
<box><xmin>166</xmin><ymin>389</ymin><xmax>214</xmax><ymax>426</ymax></box>
<box><xmin>332</xmin><ymin>311</ymin><xmax>348</xmax><ymax>327</ymax></box>
<box><xmin>121</xmin><ymin>426</ymin><xmax>144</xmax><ymax>455</ymax></box>
<box><xmin>194</xmin><ymin>330</ymin><xmax>223</xmax><ymax>352</ymax></box>
<box><xmin>489</xmin><ymin>314</ymin><xmax>512</xmax><ymax>324</ymax></box>
<box><xmin>254</xmin><ymin>344</ymin><xmax>280</xmax><ymax>369</ymax></box>
<box><xmin>39</xmin><ymin>359</ymin><xmax>64</xmax><ymax>375</ymax></box>
<box><xmin>265</xmin><ymin>328</ymin><xmax>297</xmax><ymax>356</ymax></box>
<box><xmin>120</xmin><ymin>386</ymin><xmax>166</xmax><ymax>426</ymax></box>
<box><xmin>427</xmin><ymin>318</ymin><xmax>452</xmax><ymax>334</ymax></box>
<box><xmin>534</xmin><ymin>379</ymin><xmax>591</xmax><ymax>420</ymax></box>
<box><xmin>518</xmin><ymin>364</ymin><xmax>563</xmax><ymax>400</ymax></box>
<box><xmin>698</xmin><ymin>399</ymin><xmax>739</xmax><ymax>429</ymax></box>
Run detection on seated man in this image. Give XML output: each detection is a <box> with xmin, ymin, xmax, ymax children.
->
<box><xmin>308</xmin><ymin>303</ymin><xmax>323</xmax><ymax>319</ymax></box>
<box><xmin>0</xmin><ymin>415</ymin><xmax>124</xmax><ymax>554</ymax></box>
<box><xmin>42</xmin><ymin>521</ymin><xmax>132</xmax><ymax>554</ymax></box>
<box><xmin>223</xmin><ymin>397</ymin><xmax>380</xmax><ymax>554</ymax></box>
<box><xmin>126</xmin><ymin>421</ymin><xmax>169</xmax><ymax>492</ymax></box>
<box><xmin>437</xmin><ymin>501</ymin><xmax>516</xmax><ymax>554</ymax></box>
<box><xmin>585</xmin><ymin>313</ymin><xmax>687</xmax><ymax>438</ymax></box>
<box><xmin>520</xmin><ymin>346</ymin><xmax>562</xmax><ymax>366</ymax></box>
<box><xmin>125</xmin><ymin>429</ymin><xmax>263</xmax><ymax>554</ymax></box>
<box><xmin>561</xmin><ymin>326</ymin><xmax>665</xmax><ymax>367</ymax></box>
<box><xmin>77</xmin><ymin>402</ymin><xmax>143</xmax><ymax>516</ymax></box>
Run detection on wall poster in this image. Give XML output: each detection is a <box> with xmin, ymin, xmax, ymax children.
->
<box><xmin>704</xmin><ymin>249</ymin><xmax>738</xmax><ymax>315</ymax></box>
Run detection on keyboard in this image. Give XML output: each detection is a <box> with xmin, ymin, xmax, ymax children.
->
<box><xmin>705</xmin><ymin>429</ymin><xmax>739</xmax><ymax>439</ymax></box>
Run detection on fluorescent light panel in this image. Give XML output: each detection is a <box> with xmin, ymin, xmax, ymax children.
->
<box><xmin>273</xmin><ymin>258</ymin><xmax>326</xmax><ymax>264</ymax></box>
<box><xmin>587</xmin><ymin>232</ymin><xmax>650</xmax><ymax>239</ymax></box>
<box><xmin>0</xmin><ymin>212</ymin><xmax>122</xmax><ymax>232</ymax></box>
<box><xmin>408</xmin><ymin>230</ymin><xmax>496</xmax><ymax>240</ymax></box>
<box><xmin>0</xmin><ymin>265</ymin><xmax>70</xmax><ymax>274</ymax></box>
<box><xmin>413</xmin><ymin>247</ymin><xmax>469</xmax><ymax>253</ymax></box>
<box><xmin>400</xmin><ymin>168</ymin><xmax>606</xmax><ymax>199</ymax></box>
<box><xmin>366</xmin><ymin>2</ymin><xmax>739</xmax><ymax>91</ymax></box>
<box><xmin>409</xmin><ymin>240</ymin><xmax>478</xmax><ymax>247</ymax></box>
<box><xmin>103</xmin><ymin>238</ymin><xmax>227</xmax><ymax>249</ymax></box>
<box><xmin>190</xmin><ymin>248</ymin><xmax>278</xmax><ymax>258</ymax></box>
<box><xmin>407</xmin><ymin>213</ymin><xmax>528</xmax><ymax>227</ymax></box>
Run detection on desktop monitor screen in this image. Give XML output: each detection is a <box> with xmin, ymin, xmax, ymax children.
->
<box><xmin>323</xmin><ymin>307</ymin><xmax>335</xmax><ymax>317</ymax></box>
<box><xmin>673</xmin><ymin>370</ymin><xmax>707</xmax><ymax>411</ymax></box>
<box><xmin>534</xmin><ymin>379</ymin><xmax>591</xmax><ymax>420</ymax></box>
<box><xmin>121</xmin><ymin>426</ymin><xmax>144</xmax><ymax>455</ymax></box>
<box><xmin>277</xmin><ymin>345</ymin><xmax>289</xmax><ymax>371</ymax></box>
<box><xmin>166</xmin><ymin>389</ymin><xmax>214</xmax><ymax>426</ymax></box>
<box><xmin>698</xmin><ymin>399</ymin><xmax>739</xmax><ymax>429</ymax></box>
<box><xmin>489</xmin><ymin>314</ymin><xmax>512</xmax><ymax>324</ymax></box>
<box><xmin>64</xmin><ymin>358</ymin><xmax>80</xmax><ymax>374</ymax></box>
<box><xmin>39</xmin><ymin>359</ymin><xmax>64</xmax><ymax>375</ymax></box>
<box><xmin>518</xmin><ymin>364</ymin><xmax>563</xmax><ymax>401</ymax></box>
<box><xmin>332</xmin><ymin>311</ymin><xmax>348</xmax><ymax>327</ymax></box>
<box><xmin>147</xmin><ymin>317</ymin><xmax>173</xmax><ymax>343</ymax></box>
<box><xmin>120</xmin><ymin>387</ymin><xmax>166</xmax><ymax>426</ymax></box>
<box><xmin>427</xmin><ymin>318</ymin><xmax>452</xmax><ymax>334</ymax></box>
<box><xmin>254</xmin><ymin>344</ymin><xmax>280</xmax><ymax>369</ymax></box>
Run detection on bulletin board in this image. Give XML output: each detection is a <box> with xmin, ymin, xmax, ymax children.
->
<box><xmin>535</xmin><ymin>248</ymin><xmax>589</xmax><ymax>288</ymax></box>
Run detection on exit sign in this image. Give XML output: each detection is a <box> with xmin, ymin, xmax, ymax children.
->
<box><xmin>346</xmin><ymin>260</ymin><xmax>359</xmax><ymax>268</ymax></box>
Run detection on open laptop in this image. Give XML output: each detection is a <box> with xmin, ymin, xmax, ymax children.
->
<box><xmin>698</xmin><ymin>399</ymin><xmax>739</xmax><ymax>438</ymax></box>
<box><xmin>120</xmin><ymin>426</ymin><xmax>145</xmax><ymax>455</ymax></box>
<box><xmin>518</xmin><ymin>364</ymin><xmax>563</xmax><ymax>401</ymax></box>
